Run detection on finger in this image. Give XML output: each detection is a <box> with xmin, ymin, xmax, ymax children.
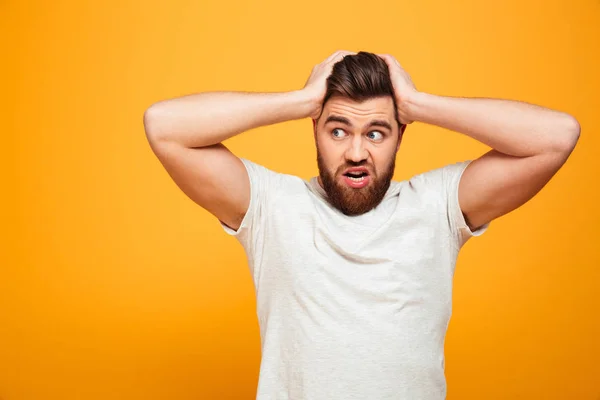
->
<box><xmin>337</xmin><ymin>50</ymin><xmax>356</xmax><ymax>58</ymax></box>
<box><xmin>379</xmin><ymin>53</ymin><xmax>401</xmax><ymax>65</ymax></box>
<box><xmin>326</xmin><ymin>50</ymin><xmax>355</xmax><ymax>63</ymax></box>
<box><xmin>328</xmin><ymin>50</ymin><xmax>355</xmax><ymax>65</ymax></box>
<box><xmin>325</xmin><ymin>50</ymin><xmax>345</xmax><ymax>63</ymax></box>
<box><xmin>379</xmin><ymin>54</ymin><xmax>405</xmax><ymax>74</ymax></box>
<box><xmin>377</xmin><ymin>53</ymin><xmax>393</xmax><ymax>64</ymax></box>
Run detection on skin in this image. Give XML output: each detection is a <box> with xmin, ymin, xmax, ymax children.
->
<box><xmin>144</xmin><ymin>50</ymin><xmax>580</xmax><ymax>234</ymax></box>
<box><xmin>145</xmin><ymin>50</ymin><xmax>358</xmax><ymax>231</ymax></box>
<box><xmin>313</xmin><ymin>95</ymin><xmax>402</xmax><ymax>216</ymax></box>
<box><xmin>376</xmin><ymin>53</ymin><xmax>580</xmax><ymax>231</ymax></box>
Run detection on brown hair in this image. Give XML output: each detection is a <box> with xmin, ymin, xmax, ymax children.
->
<box><xmin>322</xmin><ymin>51</ymin><xmax>403</xmax><ymax>130</ymax></box>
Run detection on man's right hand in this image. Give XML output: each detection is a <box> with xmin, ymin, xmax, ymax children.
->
<box><xmin>144</xmin><ymin>51</ymin><xmax>353</xmax><ymax>232</ymax></box>
<box><xmin>301</xmin><ymin>50</ymin><xmax>356</xmax><ymax>120</ymax></box>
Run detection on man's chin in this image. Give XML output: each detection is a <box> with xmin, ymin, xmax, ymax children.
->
<box><xmin>336</xmin><ymin>200</ymin><xmax>375</xmax><ymax>216</ymax></box>
<box><xmin>331</xmin><ymin>184</ymin><xmax>379</xmax><ymax>216</ymax></box>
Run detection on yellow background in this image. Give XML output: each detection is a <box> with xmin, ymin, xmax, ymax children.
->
<box><xmin>2</xmin><ymin>0</ymin><xmax>599</xmax><ymax>399</ymax></box>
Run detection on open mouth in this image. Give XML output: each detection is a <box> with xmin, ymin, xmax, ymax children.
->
<box><xmin>343</xmin><ymin>171</ymin><xmax>369</xmax><ymax>182</ymax></box>
<box><xmin>342</xmin><ymin>169</ymin><xmax>371</xmax><ymax>188</ymax></box>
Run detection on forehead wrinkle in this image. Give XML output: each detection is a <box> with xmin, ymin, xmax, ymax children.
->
<box><xmin>327</xmin><ymin>103</ymin><xmax>391</xmax><ymax>117</ymax></box>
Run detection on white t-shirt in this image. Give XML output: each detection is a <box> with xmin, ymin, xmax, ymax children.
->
<box><xmin>220</xmin><ymin>158</ymin><xmax>487</xmax><ymax>400</ymax></box>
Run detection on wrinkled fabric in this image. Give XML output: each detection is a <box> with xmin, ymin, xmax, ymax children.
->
<box><xmin>220</xmin><ymin>158</ymin><xmax>487</xmax><ymax>400</ymax></box>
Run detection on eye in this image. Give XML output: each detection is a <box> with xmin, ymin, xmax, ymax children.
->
<box><xmin>332</xmin><ymin>128</ymin><xmax>346</xmax><ymax>138</ymax></box>
<box><xmin>367</xmin><ymin>131</ymin><xmax>384</xmax><ymax>141</ymax></box>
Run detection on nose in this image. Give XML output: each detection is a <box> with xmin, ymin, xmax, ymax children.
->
<box><xmin>345</xmin><ymin>135</ymin><xmax>369</xmax><ymax>163</ymax></box>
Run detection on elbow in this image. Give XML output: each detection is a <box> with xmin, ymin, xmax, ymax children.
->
<box><xmin>552</xmin><ymin>114</ymin><xmax>581</xmax><ymax>154</ymax></box>
<box><xmin>143</xmin><ymin>104</ymin><xmax>157</xmax><ymax>139</ymax></box>
<box><xmin>143</xmin><ymin>102</ymin><xmax>166</xmax><ymax>142</ymax></box>
<box><xmin>563</xmin><ymin>115</ymin><xmax>581</xmax><ymax>152</ymax></box>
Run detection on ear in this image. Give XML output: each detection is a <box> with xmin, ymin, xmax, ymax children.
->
<box><xmin>396</xmin><ymin>124</ymin><xmax>407</xmax><ymax>151</ymax></box>
<box><xmin>400</xmin><ymin>123</ymin><xmax>407</xmax><ymax>135</ymax></box>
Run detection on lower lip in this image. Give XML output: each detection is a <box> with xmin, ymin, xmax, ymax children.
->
<box><xmin>343</xmin><ymin>175</ymin><xmax>370</xmax><ymax>188</ymax></box>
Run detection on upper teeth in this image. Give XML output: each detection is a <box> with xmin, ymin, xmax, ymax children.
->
<box><xmin>348</xmin><ymin>175</ymin><xmax>366</xmax><ymax>182</ymax></box>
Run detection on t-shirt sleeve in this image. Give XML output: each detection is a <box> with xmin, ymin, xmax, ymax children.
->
<box><xmin>219</xmin><ymin>158</ymin><xmax>280</xmax><ymax>279</ymax></box>
<box><xmin>443</xmin><ymin>160</ymin><xmax>489</xmax><ymax>249</ymax></box>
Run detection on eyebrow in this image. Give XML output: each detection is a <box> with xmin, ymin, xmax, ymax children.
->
<box><xmin>324</xmin><ymin>115</ymin><xmax>393</xmax><ymax>131</ymax></box>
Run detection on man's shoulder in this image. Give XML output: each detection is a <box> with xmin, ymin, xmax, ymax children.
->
<box><xmin>411</xmin><ymin>160</ymin><xmax>471</xmax><ymax>180</ymax></box>
<box><xmin>240</xmin><ymin>158</ymin><xmax>309</xmax><ymax>192</ymax></box>
<box><xmin>400</xmin><ymin>160</ymin><xmax>472</xmax><ymax>193</ymax></box>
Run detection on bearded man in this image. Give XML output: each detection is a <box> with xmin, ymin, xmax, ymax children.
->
<box><xmin>143</xmin><ymin>50</ymin><xmax>580</xmax><ymax>400</ymax></box>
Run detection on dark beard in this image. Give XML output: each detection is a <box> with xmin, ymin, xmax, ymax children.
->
<box><xmin>316</xmin><ymin>150</ymin><xmax>396</xmax><ymax>216</ymax></box>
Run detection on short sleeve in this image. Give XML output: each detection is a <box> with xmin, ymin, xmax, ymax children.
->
<box><xmin>444</xmin><ymin>160</ymin><xmax>489</xmax><ymax>249</ymax></box>
<box><xmin>219</xmin><ymin>158</ymin><xmax>280</xmax><ymax>280</ymax></box>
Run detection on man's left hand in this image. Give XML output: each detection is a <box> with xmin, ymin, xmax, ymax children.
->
<box><xmin>378</xmin><ymin>53</ymin><xmax>419</xmax><ymax>125</ymax></box>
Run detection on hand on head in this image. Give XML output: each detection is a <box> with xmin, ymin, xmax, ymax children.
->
<box><xmin>302</xmin><ymin>50</ymin><xmax>356</xmax><ymax>120</ymax></box>
<box><xmin>302</xmin><ymin>50</ymin><xmax>419</xmax><ymax>125</ymax></box>
<box><xmin>376</xmin><ymin>53</ymin><xmax>419</xmax><ymax>125</ymax></box>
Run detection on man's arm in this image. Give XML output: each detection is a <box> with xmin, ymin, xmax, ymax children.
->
<box><xmin>379</xmin><ymin>54</ymin><xmax>580</xmax><ymax>231</ymax></box>
<box><xmin>143</xmin><ymin>50</ymin><xmax>355</xmax><ymax>231</ymax></box>
<box><xmin>405</xmin><ymin>93</ymin><xmax>580</xmax><ymax>230</ymax></box>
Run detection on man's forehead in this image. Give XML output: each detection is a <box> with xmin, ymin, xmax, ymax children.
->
<box><xmin>323</xmin><ymin>96</ymin><xmax>395</xmax><ymax>122</ymax></box>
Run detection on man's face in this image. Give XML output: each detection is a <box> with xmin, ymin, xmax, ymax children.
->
<box><xmin>313</xmin><ymin>95</ymin><xmax>403</xmax><ymax>216</ymax></box>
